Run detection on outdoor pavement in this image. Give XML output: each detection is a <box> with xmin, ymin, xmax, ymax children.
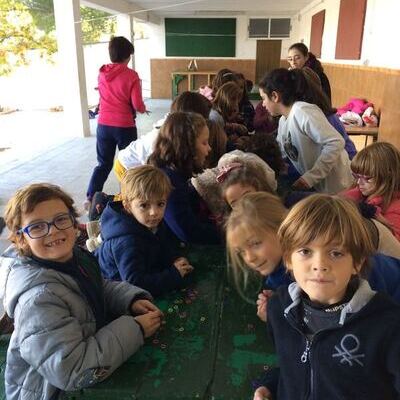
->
<box><xmin>0</xmin><ymin>99</ymin><xmax>171</xmax><ymax>253</ymax></box>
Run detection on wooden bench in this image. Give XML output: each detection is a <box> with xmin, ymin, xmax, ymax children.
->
<box><xmin>0</xmin><ymin>246</ymin><xmax>275</xmax><ymax>399</ymax></box>
<box><xmin>171</xmin><ymin>71</ymin><xmax>216</xmax><ymax>98</ymax></box>
<box><xmin>344</xmin><ymin>126</ymin><xmax>379</xmax><ymax>148</ymax></box>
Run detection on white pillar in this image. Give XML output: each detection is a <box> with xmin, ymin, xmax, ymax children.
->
<box><xmin>53</xmin><ymin>0</ymin><xmax>90</xmax><ymax>137</ymax></box>
<box><xmin>116</xmin><ymin>14</ymin><xmax>135</xmax><ymax>69</ymax></box>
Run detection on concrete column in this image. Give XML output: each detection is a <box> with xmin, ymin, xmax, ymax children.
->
<box><xmin>53</xmin><ymin>0</ymin><xmax>90</xmax><ymax>137</ymax></box>
<box><xmin>116</xmin><ymin>14</ymin><xmax>135</xmax><ymax>69</ymax></box>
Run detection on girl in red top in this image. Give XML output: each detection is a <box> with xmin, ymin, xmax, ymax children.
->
<box><xmin>87</xmin><ymin>36</ymin><xmax>147</xmax><ymax>205</ymax></box>
<box><xmin>342</xmin><ymin>142</ymin><xmax>400</xmax><ymax>241</ymax></box>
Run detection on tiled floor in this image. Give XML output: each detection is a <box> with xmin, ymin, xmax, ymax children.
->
<box><xmin>0</xmin><ymin>99</ymin><xmax>172</xmax><ymax>252</ymax></box>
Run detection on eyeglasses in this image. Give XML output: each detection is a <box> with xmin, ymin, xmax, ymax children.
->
<box><xmin>352</xmin><ymin>172</ymin><xmax>374</xmax><ymax>184</ymax></box>
<box><xmin>17</xmin><ymin>213</ymin><xmax>75</xmax><ymax>239</ymax></box>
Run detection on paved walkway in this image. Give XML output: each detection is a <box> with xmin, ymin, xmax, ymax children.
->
<box><xmin>0</xmin><ymin>99</ymin><xmax>171</xmax><ymax>252</ymax></box>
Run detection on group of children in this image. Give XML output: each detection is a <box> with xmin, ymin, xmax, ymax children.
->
<box><xmin>1</xmin><ymin>35</ymin><xmax>400</xmax><ymax>400</ymax></box>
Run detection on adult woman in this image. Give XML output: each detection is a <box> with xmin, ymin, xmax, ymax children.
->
<box><xmin>287</xmin><ymin>42</ymin><xmax>331</xmax><ymax>101</ymax></box>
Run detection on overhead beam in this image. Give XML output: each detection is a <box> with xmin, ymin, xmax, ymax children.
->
<box><xmin>81</xmin><ymin>0</ymin><xmax>161</xmax><ymax>24</ymax></box>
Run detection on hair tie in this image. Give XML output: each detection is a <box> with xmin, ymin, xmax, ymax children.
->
<box><xmin>216</xmin><ymin>162</ymin><xmax>242</xmax><ymax>183</ymax></box>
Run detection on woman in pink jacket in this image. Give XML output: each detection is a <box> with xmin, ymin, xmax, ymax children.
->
<box><xmin>86</xmin><ymin>36</ymin><xmax>147</xmax><ymax>206</ymax></box>
<box><xmin>342</xmin><ymin>142</ymin><xmax>400</xmax><ymax>241</ymax></box>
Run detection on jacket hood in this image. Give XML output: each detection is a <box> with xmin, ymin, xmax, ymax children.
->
<box><xmin>283</xmin><ymin>279</ymin><xmax>376</xmax><ymax>325</ymax></box>
<box><xmin>99</xmin><ymin>63</ymin><xmax>128</xmax><ymax>82</ymax></box>
<box><xmin>0</xmin><ymin>246</ymin><xmax>79</xmax><ymax>318</ymax></box>
<box><xmin>100</xmin><ymin>201</ymin><xmax>149</xmax><ymax>241</ymax></box>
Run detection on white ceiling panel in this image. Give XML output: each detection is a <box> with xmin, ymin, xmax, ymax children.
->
<box><xmin>125</xmin><ymin>0</ymin><xmax>316</xmax><ymax>17</ymax></box>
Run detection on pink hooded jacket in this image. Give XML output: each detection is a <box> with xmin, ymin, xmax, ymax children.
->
<box><xmin>98</xmin><ymin>63</ymin><xmax>146</xmax><ymax>128</ymax></box>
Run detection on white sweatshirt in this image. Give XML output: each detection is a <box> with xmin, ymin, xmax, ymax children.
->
<box><xmin>277</xmin><ymin>101</ymin><xmax>352</xmax><ymax>193</ymax></box>
<box><xmin>118</xmin><ymin>116</ymin><xmax>167</xmax><ymax>169</ymax></box>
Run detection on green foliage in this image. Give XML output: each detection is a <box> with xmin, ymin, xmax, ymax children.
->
<box><xmin>19</xmin><ymin>0</ymin><xmax>116</xmax><ymax>43</ymax></box>
<box><xmin>0</xmin><ymin>0</ymin><xmax>115</xmax><ymax>75</ymax></box>
<box><xmin>0</xmin><ymin>0</ymin><xmax>57</xmax><ymax>75</ymax></box>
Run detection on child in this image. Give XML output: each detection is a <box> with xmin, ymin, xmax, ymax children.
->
<box><xmin>148</xmin><ymin>112</ymin><xmax>221</xmax><ymax>245</ymax></box>
<box><xmin>253</xmin><ymin>100</ymin><xmax>279</xmax><ymax>135</ymax></box>
<box><xmin>0</xmin><ymin>183</ymin><xmax>162</xmax><ymax>400</ymax></box>
<box><xmin>210</xmin><ymin>82</ymin><xmax>248</xmax><ymax>142</ymax></box>
<box><xmin>226</xmin><ymin>192</ymin><xmax>400</xmax><ymax>309</ymax></box>
<box><xmin>86</xmin><ymin>36</ymin><xmax>147</xmax><ymax>206</ymax></box>
<box><xmin>192</xmin><ymin>149</ymin><xmax>277</xmax><ymax>221</ymax></box>
<box><xmin>342</xmin><ymin>142</ymin><xmax>400</xmax><ymax>241</ymax></box>
<box><xmin>115</xmin><ymin>91</ymin><xmax>212</xmax><ymax>179</ymax></box>
<box><xmin>96</xmin><ymin>165</ymin><xmax>193</xmax><ymax>297</ymax></box>
<box><xmin>259</xmin><ymin>68</ymin><xmax>352</xmax><ymax>193</ymax></box>
<box><xmin>235</xmin><ymin>72</ymin><xmax>255</xmax><ymax>132</ymax></box>
<box><xmin>253</xmin><ymin>193</ymin><xmax>400</xmax><ymax>400</ymax></box>
<box><xmin>218</xmin><ymin>161</ymin><xmax>275</xmax><ymax>209</ymax></box>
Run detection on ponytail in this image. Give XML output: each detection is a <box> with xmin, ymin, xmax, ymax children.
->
<box><xmin>259</xmin><ymin>68</ymin><xmax>308</xmax><ymax>107</ymax></box>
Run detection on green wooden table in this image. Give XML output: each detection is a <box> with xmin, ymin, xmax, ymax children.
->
<box><xmin>0</xmin><ymin>246</ymin><xmax>276</xmax><ymax>400</ymax></box>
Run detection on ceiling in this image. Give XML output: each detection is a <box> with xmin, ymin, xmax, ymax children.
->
<box><xmin>124</xmin><ymin>0</ymin><xmax>316</xmax><ymax>17</ymax></box>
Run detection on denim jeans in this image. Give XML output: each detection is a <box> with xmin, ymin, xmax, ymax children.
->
<box><xmin>87</xmin><ymin>124</ymin><xmax>137</xmax><ymax>198</ymax></box>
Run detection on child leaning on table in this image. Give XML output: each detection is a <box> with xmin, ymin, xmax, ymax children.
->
<box><xmin>253</xmin><ymin>194</ymin><xmax>400</xmax><ymax>400</ymax></box>
<box><xmin>96</xmin><ymin>165</ymin><xmax>193</xmax><ymax>297</ymax></box>
<box><xmin>0</xmin><ymin>183</ymin><xmax>162</xmax><ymax>400</ymax></box>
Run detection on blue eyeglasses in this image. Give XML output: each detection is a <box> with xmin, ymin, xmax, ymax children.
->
<box><xmin>17</xmin><ymin>213</ymin><xmax>75</xmax><ymax>239</ymax></box>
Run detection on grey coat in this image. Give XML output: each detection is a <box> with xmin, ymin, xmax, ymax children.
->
<box><xmin>0</xmin><ymin>245</ymin><xmax>151</xmax><ymax>400</ymax></box>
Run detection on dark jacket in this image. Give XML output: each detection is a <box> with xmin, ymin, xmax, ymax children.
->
<box><xmin>262</xmin><ymin>280</ymin><xmax>400</xmax><ymax>399</ymax></box>
<box><xmin>264</xmin><ymin>253</ymin><xmax>400</xmax><ymax>303</ymax></box>
<box><xmin>96</xmin><ymin>201</ymin><xmax>184</xmax><ymax>297</ymax></box>
<box><xmin>161</xmin><ymin>167</ymin><xmax>221</xmax><ymax>245</ymax></box>
<box><xmin>239</xmin><ymin>98</ymin><xmax>255</xmax><ymax>132</ymax></box>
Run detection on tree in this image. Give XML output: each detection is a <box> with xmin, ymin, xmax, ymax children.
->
<box><xmin>20</xmin><ymin>0</ymin><xmax>116</xmax><ymax>43</ymax></box>
<box><xmin>0</xmin><ymin>0</ymin><xmax>115</xmax><ymax>75</ymax></box>
<box><xmin>0</xmin><ymin>0</ymin><xmax>56</xmax><ymax>75</ymax></box>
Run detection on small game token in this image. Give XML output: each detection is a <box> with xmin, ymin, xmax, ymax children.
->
<box><xmin>173</xmin><ymin>305</ymin><xmax>178</xmax><ymax>310</ymax></box>
<box><xmin>160</xmin><ymin>344</ymin><xmax>167</xmax><ymax>349</ymax></box>
<box><xmin>168</xmin><ymin>308</ymin><xmax>173</xmax><ymax>313</ymax></box>
<box><xmin>152</xmin><ymin>339</ymin><xmax>159</xmax><ymax>344</ymax></box>
<box><xmin>178</xmin><ymin>327</ymin><xmax>184</xmax><ymax>332</ymax></box>
<box><xmin>200</xmin><ymin>316</ymin><xmax>206</xmax><ymax>322</ymax></box>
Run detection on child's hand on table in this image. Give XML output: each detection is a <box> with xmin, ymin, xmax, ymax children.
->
<box><xmin>134</xmin><ymin>310</ymin><xmax>163</xmax><ymax>338</ymax></box>
<box><xmin>131</xmin><ymin>299</ymin><xmax>162</xmax><ymax>315</ymax></box>
<box><xmin>174</xmin><ymin>257</ymin><xmax>194</xmax><ymax>277</ymax></box>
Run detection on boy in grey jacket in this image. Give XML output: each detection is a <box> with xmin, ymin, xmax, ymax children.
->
<box><xmin>0</xmin><ymin>183</ymin><xmax>163</xmax><ymax>400</ymax></box>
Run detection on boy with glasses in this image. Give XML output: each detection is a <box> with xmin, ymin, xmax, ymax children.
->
<box><xmin>0</xmin><ymin>183</ymin><xmax>162</xmax><ymax>400</ymax></box>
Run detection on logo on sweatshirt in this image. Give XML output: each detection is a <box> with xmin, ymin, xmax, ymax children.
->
<box><xmin>283</xmin><ymin>131</ymin><xmax>299</xmax><ymax>161</ymax></box>
<box><xmin>332</xmin><ymin>334</ymin><xmax>365</xmax><ymax>367</ymax></box>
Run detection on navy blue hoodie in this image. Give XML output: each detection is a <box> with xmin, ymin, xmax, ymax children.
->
<box><xmin>259</xmin><ymin>281</ymin><xmax>400</xmax><ymax>399</ymax></box>
<box><xmin>96</xmin><ymin>201</ymin><xmax>184</xmax><ymax>297</ymax></box>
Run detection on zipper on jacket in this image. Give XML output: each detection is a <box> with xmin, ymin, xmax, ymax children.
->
<box><xmin>301</xmin><ymin>338</ymin><xmax>311</xmax><ymax>363</ymax></box>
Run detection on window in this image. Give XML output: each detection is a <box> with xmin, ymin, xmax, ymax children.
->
<box><xmin>248</xmin><ymin>18</ymin><xmax>290</xmax><ymax>39</ymax></box>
